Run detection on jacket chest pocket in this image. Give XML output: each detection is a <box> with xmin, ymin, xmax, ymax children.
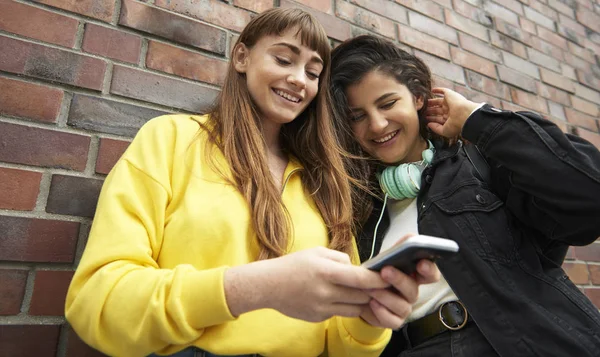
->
<box><xmin>430</xmin><ymin>184</ymin><xmax>514</xmax><ymax>262</ymax></box>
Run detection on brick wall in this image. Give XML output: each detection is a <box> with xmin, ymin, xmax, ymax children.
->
<box><xmin>0</xmin><ymin>0</ymin><xmax>599</xmax><ymax>355</ymax></box>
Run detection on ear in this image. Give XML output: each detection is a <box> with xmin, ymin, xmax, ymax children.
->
<box><xmin>415</xmin><ymin>95</ymin><xmax>425</xmax><ymax>111</ymax></box>
<box><xmin>232</xmin><ymin>43</ymin><xmax>250</xmax><ymax>73</ymax></box>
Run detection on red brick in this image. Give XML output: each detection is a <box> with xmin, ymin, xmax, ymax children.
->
<box><xmin>0</xmin><ymin>122</ymin><xmax>90</xmax><ymax>171</ymax></box>
<box><xmin>0</xmin><ymin>167</ymin><xmax>42</xmax><ymax>211</ymax></box>
<box><xmin>576</xmin><ymin>70</ymin><xmax>600</xmax><ymax>92</ymax></box>
<box><xmin>155</xmin><ymin>0</ymin><xmax>251</xmax><ymax>32</ymax></box>
<box><xmin>432</xmin><ymin>75</ymin><xmax>455</xmax><ymax>89</ymax></box>
<box><xmin>0</xmin><ymin>0</ymin><xmax>78</xmax><ymax>47</ymax></box>
<box><xmin>82</xmin><ymin>24</ymin><xmax>141</xmax><ymax>64</ymax></box>
<box><xmin>574</xmin><ymin>243</ymin><xmax>600</xmax><ymax>262</ymax></box>
<box><xmin>395</xmin><ymin>0</ymin><xmax>444</xmax><ymax>22</ymax></box>
<box><xmin>465</xmin><ymin>70</ymin><xmax>510</xmax><ymax>100</ymax></box>
<box><xmin>528</xmin><ymin>36</ymin><xmax>564</xmax><ymax>62</ymax></box>
<box><xmin>0</xmin><ymin>325</ymin><xmax>60</xmax><ymax>357</ymax></box>
<box><xmin>67</xmin><ymin>94</ymin><xmax>165</xmax><ymax>137</ymax></box>
<box><xmin>538</xmin><ymin>67</ymin><xmax>575</xmax><ymax>93</ymax></box>
<box><xmin>582</xmin><ymin>40</ymin><xmax>600</xmax><ymax>60</ymax></box>
<box><xmin>29</xmin><ymin>270</ymin><xmax>74</xmax><ymax>315</ymax></box>
<box><xmin>498</xmin><ymin>0</ymin><xmax>524</xmax><ymax>15</ymax></box>
<box><xmin>451</xmin><ymin>47</ymin><xmax>496</xmax><ymax>79</ymax></box>
<box><xmin>416</xmin><ymin>50</ymin><xmax>465</xmax><ymax>84</ymax></box>
<box><xmin>336</xmin><ymin>1</ymin><xmax>396</xmax><ymax>39</ymax></box>
<box><xmin>576</xmin><ymin>9</ymin><xmax>600</xmax><ymax>33</ymax></box>
<box><xmin>459</xmin><ymin>32</ymin><xmax>502</xmax><ymax>63</ymax></box>
<box><xmin>66</xmin><ymin>326</ymin><xmax>108</xmax><ymax>357</ymax></box>
<box><xmin>584</xmin><ymin>288</ymin><xmax>600</xmax><ymax>309</ymax></box>
<box><xmin>519</xmin><ymin>17</ymin><xmax>537</xmax><ymax>34</ymax></box>
<box><xmin>523</xmin><ymin>6</ymin><xmax>555</xmax><ymax>29</ymax></box>
<box><xmin>536</xmin><ymin>26</ymin><xmax>568</xmax><ymax>50</ymax></box>
<box><xmin>233</xmin><ymin>0</ymin><xmax>273</xmax><ymax>13</ymax></box>
<box><xmin>562</xmin><ymin>64</ymin><xmax>577</xmax><ymax>81</ymax></box>
<box><xmin>537</xmin><ymin>82</ymin><xmax>571</xmax><ymax>107</ymax></box>
<box><xmin>570</xmin><ymin>96</ymin><xmax>600</xmax><ymax>117</ymax></box>
<box><xmin>482</xmin><ymin>1</ymin><xmax>519</xmax><ymax>25</ymax></box>
<box><xmin>564</xmin><ymin>107</ymin><xmax>599</xmax><ymax>132</ymax></box>
<box><xmin>511</xmin><ymin>88</ymin><xmax>548</xmax><ymax>113</ymax></box>
<box><xmin>558</xmin><ymin>13</ymin><xmax>586</xmax><ymax>37</ymax></box>
<box><xmin>530</xmin><ymin>0</ymin><xmax>559</xmax><ymax>21</ymax></box>
<box><xmin>563</xmin><ymin>52</ymin><xmax>592</xmax><ymax>72</ymax></box>
<box><xmin>490</xmin><ymin>32</ymin><xmax>527</xmax><ymax>58</ymax></box>
<box><xmin>408</xmin><ymin>11</ymin><xmax>458</xmax><ymax>44</ymax></box>
<box><xmin>568</xmin><ymin>42</ymin><xmax>596</xmax><ymax>64</ymax></box>
<box><xmin>444</xmin><ymin>8</ymin><xmax>489</xmax><ymax>41</ymax></box>
<box><xmin>33</xmin><ymin>0</ymin><xmax>113</xmax><ymax>22</ymax></box>
<box><xmin>351</xmin><ymin>0</ymin><xmax>408</xmax><ymax>24</ymax></box>
<box><xmin>454</xmin><ymin>85</ymin><xmax>502</xmax><ymax>108</ymax></box>
<box><xmin>0</xmin><ymin>216</ymin><xmax>79</xmax><ymax>263</ymax></box>
<box><xmin>398</xmin><ymin>25</ymin><xmax>449</xmax><ymax>60</ymax></box>
<box><xmin>578</xmin><ymin>129</ymin><xmax>600</xmax><ymax>150</ymax></box>
<box><xmin>292</xmin><ymin>0</ymin><xmax>332</xmax><ymax>13</ymax></box>
<box><xmin>281</xmin><ymin>0</ymin><xmax>350</xmax><ymax>41</ymax></box>
<box><xmin>574</xmin><ymin>83</ymin><xmax>600</xmax><ymax>105</ymax></box>
<box><xmin>547</xmin><ymin>0</ymin><xmax>574</xmax><ymax>18</ymax></box>
<box><xmin>0</xmin><ymin>76</ymin><xmax>63</xmax><ymax>123</ymax></box>
<box><xmin>0</xmin><ymin>36</ymin><xmax>106</xmax><ymax>91</ymax></box>
<box><xmin>501</xmin><ymin>100</ymin><xmax>529</xmax><ymax>113</ymax></box>
<box><xmin>527</xmin><ymin>48</ymin><xmax>561</xmax><ymax>73</ymax></box>
<box><xmin>146</xmin><ymin>41</ymin><xmax>228</xmax><ymax>86</ymax></box>
<box><xmin>563</xmin><ymin>262</ymin><xmax>590</xmax><ymax>284</ymax></box>
<box><xmin>430</xmin><ymin>0</ymin><xmax>451</xmax><ymax>7</ymax></box>
<box><xmin>452</xmin><ymin>0</ymin><xmax>492</xmax><ymax>27</ymax></box>
<box><xmin>119</xmin><ymin>0</ymin><xmax>226</xmax><ymax>55</ymax></box>
<box><xmin>502</xmin><ymin>51</ymin><xmax>540</xmax><ymax>79</ymax></box>
<box><xmin>589</xmin><ymin>265</ymin><xmax>600</xmax><ymax>285</ymax></box>
<box><xmin>547</xmin><ymin>101</ymin><xmax>566</xmax><ymax>121</ymax></box>
<box><xmin>495</xmin><ymin>19</ymin><xmax>531</xmax><ymax>45</ymax></box>
<box><xmin>96</xmin><ymin>138</ymin><xmax>130</xmax><ymax>175</ymax></box>
<box><xmin>0</xmin><ymin>269</ymin><xmax>27</xmax><ymax>315</ymax></box>
<box><xmin>498</xmin><ymin>66</ymin><xmax>538</xmax><ymax>93</ymax></box>
<box><xmin>566</xmin><ymin>247</ymin><xmax>576</xmax><ymax>260</ymax></box>
<box><xmin>110</xmin><ymin>65</ymin><xmax>219</xmax><ymax>113</ymax></box>
<box><xmin>46</xmin><ymin>175</ymin><xmax>103</xmax><ymax>218</ymax></box>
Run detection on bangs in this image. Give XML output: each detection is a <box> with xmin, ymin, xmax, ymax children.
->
<box><xmin>240</xmin><ymin>8</ymin><xmax>331</xmax><ymax>65</ymax></box>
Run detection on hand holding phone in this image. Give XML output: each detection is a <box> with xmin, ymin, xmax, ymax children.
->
<box><xmin>361</xmin><ymin>235</ymin><xmax>459</xmax><ymax>274</ymax></box>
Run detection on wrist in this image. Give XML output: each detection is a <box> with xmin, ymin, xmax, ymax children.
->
<box><xmin>224</xmin><ymin>260</ymin><xmax>273</xmax><ymax>316</ymax></box>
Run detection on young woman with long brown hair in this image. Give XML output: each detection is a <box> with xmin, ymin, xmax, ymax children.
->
<box><xmin>65</xmin><ymin>9</ymin><xmax>439</xmax><ymax>357</ymax></box>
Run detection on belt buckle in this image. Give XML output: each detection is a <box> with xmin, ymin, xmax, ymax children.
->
<box><xmin>438</xmin><ymin>301</ymin><xmax>468</xmax><ymax>331</ymax></box>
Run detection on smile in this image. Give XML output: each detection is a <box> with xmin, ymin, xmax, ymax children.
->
<box><xmin>273</xmin><ymin>89</ymin><xmax>301</xmax><ymax>103</ymax></box>
<box><xmin>373</xmin><ymin>130</ymin><xmax>399</xmax><ymax>143</ymax></box>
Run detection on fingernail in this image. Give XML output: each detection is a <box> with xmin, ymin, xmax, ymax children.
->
<box><xmin>420</xmin><ymin>261</ymin><xmax>430</xmax><ymax>274</ymax></box>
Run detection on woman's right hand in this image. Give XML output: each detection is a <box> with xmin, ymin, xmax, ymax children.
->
<box><xmin>224</xmin><ymin>247</ymin><xmax>391</xmax><ymax>322</ymax></box>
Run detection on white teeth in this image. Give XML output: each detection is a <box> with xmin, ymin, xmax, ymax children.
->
<box><xmin>374</xmin><ymin>131</ymin><xmax>398</xmax><ymax>143</ymax></box>
<box><xmin>275</xmin><ymin>89</ymin><xmax>301</xmax><ymax>103</ymax></box>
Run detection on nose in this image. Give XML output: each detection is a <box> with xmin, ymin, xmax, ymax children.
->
<box><xmin>369</xmin><ymin>112</ymin><xmax>388</xmax><ymax>133</ymax></box>
<box><xmin>286</xmin><ymin>68</ymin><xmax>307</xmax><ymax>89</ymax></box>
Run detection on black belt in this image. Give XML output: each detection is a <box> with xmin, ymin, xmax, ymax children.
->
<box><xmin>401</xmin><ymin>300</ymin><xmax>471</xmax><ymax>348</ymax></box>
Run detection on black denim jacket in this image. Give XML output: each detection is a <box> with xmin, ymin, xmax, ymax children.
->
<box><xmin>357</xmin><ymin>105</ymin><xmax>600</xmax><ymax>357</ymax></box>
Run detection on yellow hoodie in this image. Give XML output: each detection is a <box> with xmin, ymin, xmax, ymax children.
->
<box><xmin>65</xmin><ymin>115</ymin><xmax>390</xmax><ymax>357</ymax></box>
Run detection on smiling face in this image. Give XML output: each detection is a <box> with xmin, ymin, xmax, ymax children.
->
<box><xmin>233</xmin><ymin>28</ymin><xmax>323</xmax><ymax>128</ymax></box>
<box><xmin>346</xmin><ymin>70</ymin><xmax>427</xmax><ymax>165</ymax></box>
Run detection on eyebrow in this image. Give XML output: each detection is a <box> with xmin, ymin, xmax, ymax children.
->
<box><xmin>349</xmin><ymin>93</ymin><xmax>397</xmax><ymax>111</ymax></box>
<box><xmin>272</xmin><ymin>42</ymin><xmax>324</xmax><ymax>66</ymax></box>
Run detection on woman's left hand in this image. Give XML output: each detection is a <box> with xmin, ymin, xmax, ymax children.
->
<box><xmin>425</xmin><ymin>87</ymin><xmax>481</xmax><ymax>139</ymax></box>
<box><xmin>360</xmin><ymin>259</ymin><xmax>441</xmax><ymax>329</ymax></box>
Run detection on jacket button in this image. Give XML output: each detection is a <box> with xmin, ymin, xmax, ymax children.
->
<box><xmin>425</xmin><ymin>175</ymin><xmax>433</xmax><ymax>184</ymax></box>
<box><xmin>476</xmin><ymin>194</ymin><xmax>486</xmax><ymax>204</ymax></box>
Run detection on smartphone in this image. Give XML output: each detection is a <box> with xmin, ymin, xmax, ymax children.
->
<box><xmin>361</xmin><ymin>235</ymin><xmax>459</xmax><ymax>274</ymax></box>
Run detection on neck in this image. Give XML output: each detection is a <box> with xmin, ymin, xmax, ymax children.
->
<box><xmin>402</xmin><ymin>137</ymin><xmax>428</xmax><ymax>164</ymax></box>
<box><xmin>261</xmin><ymin>119</ymin><xmax>285</xmax><ymax>160</ymax></box>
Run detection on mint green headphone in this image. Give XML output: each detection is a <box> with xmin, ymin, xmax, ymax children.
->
<box><xmin>378</xmin><ymin>140</ymin><xmax>435</xmax><ymax>200</ymax></box>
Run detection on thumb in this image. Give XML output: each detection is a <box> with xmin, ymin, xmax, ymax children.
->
<box><xmin>320</xmin><ymin>248</ymin><xmax>353</xmax><ymax>265</ymax></box>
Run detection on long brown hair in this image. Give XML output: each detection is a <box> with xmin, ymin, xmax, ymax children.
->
<box><xmin>330</xmin><ymin>35</ymin><xmax>440</xmax><ymax>227</ymax></box>
<box><xmin>203</xmin><ymin>8</ymin><xmax>354</xmax><ymax>260</ymax></box>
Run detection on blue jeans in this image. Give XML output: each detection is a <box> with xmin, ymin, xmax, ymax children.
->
<box><xmin>148</xmin><ymin>347</ymin><xmax>258</xmax><ymax>357</ymax></box>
